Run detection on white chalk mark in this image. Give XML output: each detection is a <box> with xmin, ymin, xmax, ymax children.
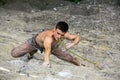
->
<box><xmin>0</xmin><ymin>67</ymin><xmax>10</xmax><ymax>72</ymax></box>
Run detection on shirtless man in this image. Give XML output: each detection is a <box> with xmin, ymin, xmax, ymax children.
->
<box><xmin>11</xmin><ymin>21</ymin><xmax>80</xmax><ymax>67</ymax></box>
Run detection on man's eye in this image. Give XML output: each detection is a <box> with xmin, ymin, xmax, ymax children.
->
<box><xmin>57</xmin><ymin>32</ymin><xmax>61</xmax><ymax>35</ymax></box>
<box><xmin>57</xmin><ymin>32</ymin><xmax>60</xmax><ymax>34</ymax></box>
<box><xmin>61</xmin><ymin>34</ymin><xmax>64</xmax><ymax>36</ymax></box>
<box><xmin>57</xmin><ymin>32</ymin><xmax>64</xmax><ymax>36</ymax></box>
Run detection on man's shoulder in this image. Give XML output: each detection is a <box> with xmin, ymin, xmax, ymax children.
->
<box><xmin>41</xmin><ymin>30</ymin><xmax>54</xmax><ymax>38</ymax></box>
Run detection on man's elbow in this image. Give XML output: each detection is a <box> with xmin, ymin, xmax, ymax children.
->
<box><xmin>74</xmin><ymin>35</ymin><xmax>80</xmax><ymax>45</ymax></box>
<box><xmin>76</xmin><ymin>35</ymin><xmax>80</xmax><ymax>44</ymax></box>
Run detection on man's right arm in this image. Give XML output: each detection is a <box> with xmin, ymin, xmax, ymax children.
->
<box><xmin>43</xmin><ymin>36</ymin><xmax>53</xmax><ymax>67</ymax></box>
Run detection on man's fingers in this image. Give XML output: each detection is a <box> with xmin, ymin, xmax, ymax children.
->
<box><xmin>42</xmin><ymin>62</ymin><xmax>51</xmax><ymax>68</ymax></box>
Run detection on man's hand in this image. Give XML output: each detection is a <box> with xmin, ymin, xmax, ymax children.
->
<box><xmin>61</xmin><ymin>43</ymin><xmax>72</xmax><ymax>52</ymax></box>
<box><xmin>66</xmin><ymin>43</ymin><xmax>72</xmax><ymax>49</ymax></box>
<box><xmin>42</xmin><ymin>62</ymin><xmax>51</xmax><ymax>68</ymax></box>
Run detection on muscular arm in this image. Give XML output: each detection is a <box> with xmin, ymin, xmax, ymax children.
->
<box><xmin>64</xmin><ymin>32</ymin><xmax>80</xmax><ymax>49</ymax></box>
<box><xmin>43</xmin><ymin>36</ymin><xmax>53</xmax><ymax>65</ymax></box>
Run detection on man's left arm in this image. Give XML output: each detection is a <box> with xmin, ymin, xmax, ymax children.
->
<box><xmin>64</xmin><ymin>32</ymin><xmax>80</xmax><ymax>49</ymax></box>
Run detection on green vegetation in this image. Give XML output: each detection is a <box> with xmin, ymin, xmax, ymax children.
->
<box><xmin>0</xmin><ymin>0</ymin><xmax>119</xmax><ymax>6</ymax></box>
<box><xmin>0</xmin><ymin>0</ymin><xmax>82</xmax><ymax>6</ymax></box>
<box><xmin>0</xmin><ymin>0</ymin><xmax>7</xmax><ymax>5</ymax></box>
<box><xmin>67</xmin><ymin>0</ymin><xmax>82</xmax><ymax>3</ymax></box>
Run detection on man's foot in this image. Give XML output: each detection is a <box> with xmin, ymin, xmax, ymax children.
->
<box><xmin>72</xmin><ymin>58</ymin><xmax>80</xmax><ymax>66</ymax></box>
<box><xmin>20</xmin><ymin>54</ymin><xmax>33</xmax><ymax>62</ymax></box>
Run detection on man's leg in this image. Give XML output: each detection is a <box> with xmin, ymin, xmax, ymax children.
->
<box><xmin>11</xmin><ymin>41</ymin><xmax>36</xmax><ymax>58</ymax></box>
<box><xmin>27</xmin><ymin>50</ymin><xmax>37</xmax><ymax>59</ymax></box>
<box><xmin>52</xmin><ymin>47</ymin><xmax>80</xmax><ymax>66</ymax></box>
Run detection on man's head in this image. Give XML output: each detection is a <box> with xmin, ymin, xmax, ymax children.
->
<box><xmin>54</xmin><ymin>21</ymin><xmax>69</xmax><ymax>41</ymax></box>
<box><xmin>55</xmin><ymin>21</ymin><xmax>69</xmax><ymax>32</ymax></box>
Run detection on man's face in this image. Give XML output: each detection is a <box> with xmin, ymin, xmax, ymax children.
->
<box><xmin>54</xmin><ymin>29</ymin><xmax>65</xmax><ymax>41</ymax></box>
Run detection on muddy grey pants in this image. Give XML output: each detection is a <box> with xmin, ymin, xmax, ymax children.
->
<box><xmin>11</xmin><ymin>42</ymin><xmax>80</xmax><ymax>66</ymax></box>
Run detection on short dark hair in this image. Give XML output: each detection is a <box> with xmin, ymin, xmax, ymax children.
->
<box><xmin>55</xmin><ymin>21</ymin><xmax>69</xmax><ymax>32</ymax></box>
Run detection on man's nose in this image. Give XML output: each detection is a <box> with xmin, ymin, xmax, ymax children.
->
<box><xmin>58</xmin><ymin>35</ymin><xmax>61</xmax><ymax>38</ymax></box>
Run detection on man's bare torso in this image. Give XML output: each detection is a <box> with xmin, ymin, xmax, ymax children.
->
<box><xmin>36</xmin><ymin>29</ymin><xmax>59</xmax><ymax>48</ymax></box>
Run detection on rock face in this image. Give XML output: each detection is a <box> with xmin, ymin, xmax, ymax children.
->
<box><xmin>0</xmin><ymin>0</ymin><xmax>120</xmax><ymax>80</ymax></box>
<box><xmin>81</xmin><ymin>0</ymin><xmax>120</xmax><ymax>5</ymax></box>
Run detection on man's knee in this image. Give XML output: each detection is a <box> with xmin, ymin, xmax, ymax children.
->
<box><xmin>58</xmin><ymin>53</ymin><xmax>73</xmax><ymax>61</ymax></box>
<box><xmin>11</xmin><ymin>48</ymin><xmax>20</xmax><ymax>58</ymax></box>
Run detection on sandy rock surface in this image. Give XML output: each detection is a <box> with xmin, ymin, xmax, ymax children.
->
<box><xmin>0</xmin><ymin>0</ymin><xmax>120</xmax><ymax>80</ymax></box>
